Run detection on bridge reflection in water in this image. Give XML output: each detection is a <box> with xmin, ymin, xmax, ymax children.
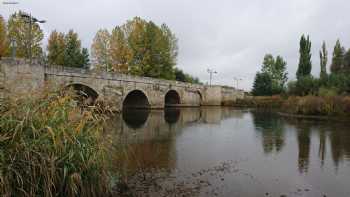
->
<box><xmin>107</xmin><ymin>108</ymin><xmax>350</xmax><ymax>196</ymax></box>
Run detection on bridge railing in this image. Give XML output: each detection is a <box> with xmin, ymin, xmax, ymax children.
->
<box><xmin>44</xmin><ymin>64</ymin><xmax>205</xmax><ymax>89</ymax></box>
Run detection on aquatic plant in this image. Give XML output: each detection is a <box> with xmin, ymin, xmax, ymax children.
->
<box><xmin>0</xmin><ymin>88</ymin><xmax>112</xmax><ymax>197</ymax></box>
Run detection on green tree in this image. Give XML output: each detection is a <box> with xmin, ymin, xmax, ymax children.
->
<box><xmin>174</xmin><ymin>68</ymin><xmax>201</xmax><ymax>84</ymax></box>
<box><xmin>330</xmin><ymin>39</ymin><xmax>345</xmax><ymax>73</ymax></box>
<box><xmin>63</xmin><ymin>30</ymin><xmax>83</xmax><ymax>68</ymax></box>
<box><xmin>80</xmin><ymin>48</ymin><xmax>90</xmax><ymax>68</ymax></box>
<box><xmin>111</xmin><ymin>17</ymin><xmax>178</xmax><ymax>79</ymax></box>
<box><xmin>252</xmin><ymin>72</ymin><xmax>272</xmax><ymax>96</ymax></box>
<box><xmin>47</xmin><ymin>30</ymin><xmax>65</xmax><ymax>65</ymax></box>
<box><xmin>91</xmin><ymin>29</ymin><xmax>111</xmax><ymax>70</ymax></box>
<box><xmin>7</xmin><ymin>11</ymin><xmax>44</xmax><ymax>59</ymax></box>
<box><xmin>0</xmin><ymin>15</ymin><xmax>9</xmax><ymax>59</ymax></box>
<box><xmin>296</xmin><ymin>35</ymin><xmax>312</xmax><ymax>79</ymax></box>
<box><xmin>343</xmin><ymin>49</ymin><xmax>350</xmax><ymax>72</ymax></box>
<box><xmin>261</xmin><ymin>54</ymin><xmax>288</xmax><ymax>94</ymax></box>
<box><xmin>319</xmin><ymin>41</ymin><xmax>328</xmax><ymax>80</ymax></box>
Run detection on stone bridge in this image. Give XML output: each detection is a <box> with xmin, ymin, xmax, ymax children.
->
<box><xmin>0</xmin><ymin>59</ymin><xmax>244</xmax><ymax>111</ymax></box>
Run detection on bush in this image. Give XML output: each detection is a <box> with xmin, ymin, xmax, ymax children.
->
<box><xmin>0</xmin><ymin>89</ymin><xmax>113</xmax><ymax>196</ymax></box>
<box><xmin>327</xmin><ymin>73</ymin><xmax>350</xmax><ymax>94</ymax></box>
<box><xmin>282</xmin><ymin>96</ymin><xmax>350</xmax><ymax>116</ymax></box>
<box><xmin>318</xmin><ymin>86</ymin><xmax>338</xmax><ymax>97</ymax></box>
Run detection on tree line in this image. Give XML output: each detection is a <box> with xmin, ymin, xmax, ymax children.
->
<box><xmin>252</xmin><ymin>34</ymin><xmax>350</xmax><ymax>96</ymax></box>
<box><xmin>0</xmin><ymin>11</ymin><xmax>200</xmax><ymax>84</ymax></box>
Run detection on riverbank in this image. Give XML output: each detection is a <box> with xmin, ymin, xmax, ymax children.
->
<box><xmin>233</xmin><ymin>95</ymin><xmax>350</xmax><ymax>118</ymax></box>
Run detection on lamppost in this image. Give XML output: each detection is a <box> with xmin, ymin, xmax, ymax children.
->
<box><xmin>10</xmin><ymin>38</ymin><xmax>17</xmax><ymax>59</ymax></box>
<box><xmin>233</xmin><ymin>77</ymin><xmax>242</xmax><ymax>89</ymax></box>
<box><xmin>207</xmin><ymin>68</ymin><xmax>217</xmax><ymax>86</ymax></box>
<box><xmin>19</xmin><ymin>13</ymin><xmax>46</xmax><ymax>64</ymax></box>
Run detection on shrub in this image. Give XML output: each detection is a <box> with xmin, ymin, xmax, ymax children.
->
<box><xmin>281</xmin><ymin>96</ymin><xmax>350</xmax><ymax>116</ymax></box>
<box><xmin>0</xmin><ymin>89</ymin><xmax>112</xmax><ymax>196</ymax></box>
<box><xmin>318</xmin><ymin>86</ymin><xmax>338</xmax><ymax>97</ymax></box>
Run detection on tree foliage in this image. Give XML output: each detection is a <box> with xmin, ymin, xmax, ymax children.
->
<box><xmin>7</xmin><ymin>11</ymin><xmax>44</xmax><ymax>59</ymax></box>
<box><xmin>252</xmin><ymin>72</ymin><xmax>272</xmax><ymax>96</ymax></box>
<box><xmin>109</xmin><ymin>26</ymin><xmax>131</xmax><ymax>73</ymax></box>
<box><xmin>174</xmin><ymin>68</ymin><xmax>201</xmax><ymax>84</ymax></box>
<box><xmin>319</xmin><ymin>41</ymin><xmax>328</xmax><ymax>80</ymax></box>
<box><xmin>47</xmin><ymin>30</ymin><xmax>65</xmax><ymax>65</ymax></box>
<box><xmin>47</xmin><ymin>29</ymin><xmax>89</xmax><ymax>68</ymax></box>
<box><xmin>296</xmin><ymin>35</ymin><xmax>312</xmax><ymax>79</ymax></box>
<box><xmin>90</xmin><ymin>17</ymin><xmax>179</xmax><ymax>80</ymax></box>
<box><xmin>259</xmin><ymin>54</ymin><xmax>288</xmax><ymax>94</ymax></box>
<box><xmin>330</xmin><ymin>39</ymin><xmax>345</xmax><ymax>73</ymax></box>
<box><xmin>0</xmin><ymin>15</ymin><xmax>9</xmax><ymax>59</ymax></box>
<box><xmin>91</xmin><ymin>29</ymin><xmax>111</xmax><ymax>70</ymax></box>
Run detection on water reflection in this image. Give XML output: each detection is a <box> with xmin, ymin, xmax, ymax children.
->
<box><xmin>296</xmin><ymin>124</ymin><xmax>311</xmax><ymax>174</ymax></box>
<box><xmin>251</xmin><ymin>111</ymin><xmax>285</xmax><ymax>154</ymax></box>
<box><xmin>108</xmin><ymin>108</ymin><xmax>350</xmax><ymax>196</ymax></box>
<box><xmin>122</xmin><ymin>109</ymin><xmax>150</xmax><ymax>129</ymax></box>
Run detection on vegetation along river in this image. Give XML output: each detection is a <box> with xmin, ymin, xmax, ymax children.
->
<box><xmin>109</xmin><ymin>107</ymin><xmax>350</xmax><ymax>197</ymax></box>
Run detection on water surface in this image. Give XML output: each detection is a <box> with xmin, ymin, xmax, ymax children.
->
<box><xmin>110</xmin><ymin>108</ymin><xmax>350</xmax><ymax>197</ymax></box>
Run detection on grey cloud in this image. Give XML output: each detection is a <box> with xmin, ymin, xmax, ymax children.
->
<box><xmin>1</xmin><ymin>0</ymin><xmax>350</xmax><ymax>90</ymax></box>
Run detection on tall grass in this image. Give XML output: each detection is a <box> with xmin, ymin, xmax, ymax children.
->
<box><xmin>282</xmin><ymin>96</ymin><xmax>350</xmax><ymax>116</ymax></box>
<box><xmin>0</xmin><ymin>88</ymin><xmax>112</xmax><ymax>197</ymax></box>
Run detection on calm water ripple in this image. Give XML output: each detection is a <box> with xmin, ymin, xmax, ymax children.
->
<box><xmin>108</xmin><ymin>108</ymin><xmax>350</xmax><ymax>197</ymax></box>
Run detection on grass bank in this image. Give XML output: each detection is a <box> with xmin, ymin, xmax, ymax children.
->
<box><xmin>0</xmin><ymin>88</ymin><xmax>114</xmax><ymax>197</ymax></box>
<box><xmin>233</xmin><ymin>95</ymin><xmax>350</xmax><ymax>118</ymax></box>
<box><xmin>233</xmin><ymin>96</ymin><xmax>284</xmax><ymax>108</ymax></box>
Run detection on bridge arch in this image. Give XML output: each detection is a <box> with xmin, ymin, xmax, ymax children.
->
<box><xmin>65</xmin><ymin>83</ymin><xmax>99</xmax><ymax>105</ymax></box>
<box><xmin>123</xmin><ymin>89</ymin><xmax>150</xmax><ymax>109</ymax></box>
<box><xmin>165</xmin><ymin>90</ymin><xmax>181</xmax><ymax>107</ymax></box>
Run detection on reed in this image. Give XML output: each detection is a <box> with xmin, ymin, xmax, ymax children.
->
<box><xmin>0</xmin><ymin>87</ymin><xmax>112</xmax><ymax>197</ymax></box>
<box><xmin>282</xmin><ymin>96</ymin><xmax>350</xmax><ymax>116</ymax></box>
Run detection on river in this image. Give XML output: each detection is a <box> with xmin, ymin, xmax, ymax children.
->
<box><xmin>108</xmin><ymin>107</ymin><xmax>350</xmax><ymax>197</ymax></box>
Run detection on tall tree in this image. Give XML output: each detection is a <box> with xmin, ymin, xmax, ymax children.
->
<box><xmin>63</xmin><ymin>30</ymin><xmax>83</xmax><ymax>68</ymax></box>
<box><xmin>110</xmin><ymin>26</ymin><xmax>132</xmax><ymax>73</ymax></box>
<box><xmin>252</xmin><ymin>72</ymin><xmax>272</xmax><ymax>96</ymax></box>
<box><xmin>80</xmin><ymin>48</ymin><xmax>90</xmax><ymax>68</ymax></box>
<box><xmin>319</xmin><ymin>41</ymin><xmax>328</xmax><ymax>80</ymax></box>
<box><xmin>47</xmin><ymin>30</ymin><xmax>65</xmax><ymax>65</ymax></box>
<box><xmin>110</xmin><ymin>17</ymin><xmax>178</xmax><ymax>79</ymax></box>
<box><xmin>296</xmin><ymin>35</ymin><xmax>312</xmax><ymax>80</ymax></box>
<box><xmin>0</xmin><ymin>15</ymin><xmax>8</xmax><ymax>59</ymax></box>
<box><xmin>91</xmin><ymin>29</ymin><xmax>111</xmax><ymax>70</ymax></box>
<box><xmin>7</xmin><ymin>11</ymin><xmax>44</xmax><ymax>59</ymax></box>
<box><xmin>330</xmin><ymin>39</ymin><xmax>345</xmax><ymax>73</ymax></box>
<box><xmin>261</xmin><ymin>54</ymin><xmax>288</xmax><ymax>94</ymax></box>
<box><xmin>344</xmin><ymin>49</ymin><xmax>350</xmax><ymax>72</ymax></box>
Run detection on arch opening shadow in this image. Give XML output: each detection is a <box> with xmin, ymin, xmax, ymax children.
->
<box><xmin>122</xmin><ymin>109</ymin><xmax>150</xmax><ymax>129</ymax></box>
<box><xmin>165</xmin><ymin>90</ymin><xmax>181</xmax><ymax>107</ymax></box>
<box><xmin>164</xmin><ymin>108</ymin><xmax>180</xmax><ymax>124</ymax></box>
<box><xmin>65</xmin><ymin>83</ymin><xmax>98</xmax><ymax>106</ymax></box>
<box><xmin>123</xmin><ymin>90</ymin><xmax>150</xmax><ymax>109</ymax></box>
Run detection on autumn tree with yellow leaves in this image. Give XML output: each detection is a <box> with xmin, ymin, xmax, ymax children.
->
<box><xmin>0</xmin><ymin>15</ymin><xmax>9</xmax><ymax>59</ymax></box>
<box><xmin>91</xmin><ymin>17</ymin><xmax>178</xmax><ymax>80</ymax></box>
<box><xmin>7</xmin><ymin>11</ymin><xmax>44</xmax><ymax>59</ymax></box>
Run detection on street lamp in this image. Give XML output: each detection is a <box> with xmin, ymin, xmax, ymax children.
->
<box><xmin>19</xmin><ymin>13</ymin><xmax>46</xmax><ymax>64</ymax></box>
<box><xmin>10</xmin><ymin>38</ymin><xmax>17</xmax><ymax>60</ymax></box>
<box><xmin>207</xmin><ymin>68</ymin><xmax>217</xmax><ymax>86</ymax></box>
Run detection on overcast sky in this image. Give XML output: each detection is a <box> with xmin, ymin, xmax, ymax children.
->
<box><xmin>1</xmin><ymin>0</ymin><xmax>350</xmax><ymax>90</ymax></box>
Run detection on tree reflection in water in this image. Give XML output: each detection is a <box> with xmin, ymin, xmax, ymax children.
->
<box><xmin>251</xmin><ymin>110</ymin><xmax>285</xmax><ymax>154</ymax></box>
